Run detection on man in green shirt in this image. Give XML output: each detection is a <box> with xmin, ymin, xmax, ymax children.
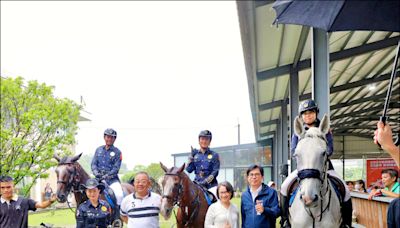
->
<box><xmin>369</xmin><ymin>169</ymin><xmax>399</xmax><ymax>199</ymax></box>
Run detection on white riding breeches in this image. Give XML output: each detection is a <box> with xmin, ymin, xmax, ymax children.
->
<box><xmin>280</xmin><ymin>169</ymin><xmax>351</xmax><ymax>201</ymax></box>
<box><xmin>110</xmin><ymin>182</ymin><xmax>124</xmax><ymax>205</ymax></box>
<box><xmin>209</xmin><ymin>186</ymin><xmax>217</xmax><ymax>200</ymax></box>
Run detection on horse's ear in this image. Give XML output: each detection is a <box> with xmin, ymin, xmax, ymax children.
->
<box><xmin>53</xmin><ymin>153</ymin><xmax>61</xmax><ymax>162</ymax></box>
<box><xmin>294</xmin><ymin>116</ymin><xmax>304</xmax><ymax>137</ymax></box>
<box><xmin>178</xmin><ymin>163</ymin><xmax>185</xmax><ymax>173</ymax></box>
<box><xmin>70</xmin><ymin>153</ymin><xmax>82</xmax><ymax>162</ymax></box>
<box><xmin>319</xmin><ymin>114</ymin><xmax>330</xmax><ymax>134</ymax></box>
<box><xmin>160</xmin><ymin>162</ymin><xmax>168</xmax><ymax>173</ymax></box>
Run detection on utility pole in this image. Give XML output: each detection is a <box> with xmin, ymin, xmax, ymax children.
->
<box><xmin>236</xmin><ymin>118</ymin><xmax>241</xmax><ymax>145</ymax></box>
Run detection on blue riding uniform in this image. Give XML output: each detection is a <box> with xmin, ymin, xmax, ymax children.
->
<box><xmin>91</xmin><ymin>145</ymin><xmax>122</xmax><ymax>185</ymax></box>
<box><xmin>186</xmin><ymin>148</ymin><xmax>220</xmax><ymax>189</ymax></box>
<box><xmin>76</xmin><ymin>199</ymin><xmax>111</xmax><ymax>228</ymax></box>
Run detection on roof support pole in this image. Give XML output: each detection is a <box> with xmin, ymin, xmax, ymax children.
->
<box><xmin>289</xmin><ymin>69</ymin><xmax>299</xmax><ymax>171</ymax></box>
<box><xmin>311</xmin><ymin>28</ymin><xmax>330</xmax><ymax>118</ymax></box>
<box><xmin>273</xmin><ymin>133</ymin><xmax>279</xmax><ymax>187</ymax></box>
<box><xmin>281</xmin><ymin>103</ymin><xmax>289</xmax><ymax>183</ymax></box>
<box><xmin>277</xmin><ymin>121</ymin><xmax>283</xmax><ymax>187</ymax></box>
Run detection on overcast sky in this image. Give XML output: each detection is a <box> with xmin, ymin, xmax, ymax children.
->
<box><xmin>1</xmin><ymin>1</ymin><xmax>255</xmax><ymax>169</ymax></box>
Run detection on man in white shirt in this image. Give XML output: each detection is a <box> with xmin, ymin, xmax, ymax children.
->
<box><xmin>120</xmin><ymin>172</ymin><xmax>161</xmax><ymax>228</ymax></box>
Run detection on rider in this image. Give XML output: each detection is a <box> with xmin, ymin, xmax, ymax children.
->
<box><xmin>91</xmin><ymin>128</ymin><xmax>123</xmax><ymax>218</ymax></box>
<box><xmin>279</xmin><ymin>99</ymin><xmax>353</xmax><ymax>228</ymax></box>
<box><xmin>186</xmin><ymin>130</ymin><xmax>220</xmax><ymax>200</ymax></box>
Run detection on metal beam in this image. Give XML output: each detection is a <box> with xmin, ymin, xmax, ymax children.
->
<box><xmin>260</xmin><ymin>119</ymin><xmax>279</xmax><ymax>127</ymax></box>
<box><xmin>331</xmin><ymin>102</ymin><xmax>399</xmax><ymax>120</ymax></box>
<box><xmin>257</xmin><ymin>36</ymin><xmax>400</xmax><ymax>81</ymax></box>
<box><xmin>259</xmin><ymin>73</ymin><xmax>398</xmax><ymax>111</ymax></box>
<box><xmin>331</xmin><ymin>72</ymin><xmax>398</xmax><ymax>93</ymax></box>
<box><xmin>331</xmin><ymin>90</ymin><xmax>400</xmax><ymax>110</ymax></box>
<box><xmin>260</xmin><ymin>131</ymin><xmax>275</xmax><ymax>138</ymax></box>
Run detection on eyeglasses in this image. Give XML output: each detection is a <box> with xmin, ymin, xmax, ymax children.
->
<box><xmin>248</xmin><ymin>173</ymin><xmax>261</xmax><ymax>177</ymax></box>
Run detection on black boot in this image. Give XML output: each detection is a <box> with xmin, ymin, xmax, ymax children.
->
<box><xmin>341</xmin><ymin>199</ymin><xmax>353</xmax><ymax>228</ymax></box>
<box><xmin>280</xmin><ymin>193</ymin><xmax>291</xmax><ymax>228</ymax></box>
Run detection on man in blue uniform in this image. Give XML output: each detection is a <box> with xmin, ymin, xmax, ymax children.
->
<box><xmin>91</xmin><ymin>128</ymin><xmax>123</xmax><ymax>216</ymax></box>
<box><xmin>186</xmin><ymin>130</ymin><xmax>220</xmax><ymax>198</ymax></box>
<box><xmin>77</xmin><ymin>179</ymin><xmax>111</xmax><ymax>228</ymax></box>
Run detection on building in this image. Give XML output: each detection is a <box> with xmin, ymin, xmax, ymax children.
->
<box><xmin>172</xmin><ymin>141</ymin><xmax>273</xmax><ymax>191</ymax></box>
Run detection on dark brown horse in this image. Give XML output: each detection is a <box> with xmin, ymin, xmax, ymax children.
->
<box><xmin>159</xmin><ymin>163</ymin><xmax>209</xmax><ymax>228</ymax></box>
<box><xmin>53</xmin><ymin>153</ymin><xmax>134</xmax><ymax>210</ymax></box>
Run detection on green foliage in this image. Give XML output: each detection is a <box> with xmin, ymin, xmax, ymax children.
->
<box><xmin>121</xmin><ymin>163</ymin><xmax>164</xmax><ymax>183</ymax></box>
<box><xmin>344</xmin><ymin>167</ymin><xmax>364</xmax><ymax>181</ymax></box>
<box><xmin>0</xmin><ymin>77</ymin><xmax>81</xmax><ymax>195</ymax></box>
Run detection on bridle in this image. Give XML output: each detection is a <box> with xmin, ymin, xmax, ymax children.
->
<box><xmin>162</xmin><ymin>172</ymin><xmax>200</xmax><ymax>227</ymax></box>
<box><xmin>296</xmin><ymin>134</ymin><xmax>332</xmax><ymax>227</ymax></box>
<box><xmin>56</xmin><ymin>162</ymin><xmax>83</xmax><ymax>212</ymax></box>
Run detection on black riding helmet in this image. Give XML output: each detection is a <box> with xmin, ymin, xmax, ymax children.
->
<box><xmin>199</xmin><ymin>130</ymin><xmax>212</xmax><ymax>141</ymax></box>
<box><xmin>104</xmin><ymin>128</ymin><xmax>117</xmax><ymax>138</ymax></box>
<box><xmin>298</xmin><ymin>99</ymin><xmax>319</xmax><ymax>116</ymax></box>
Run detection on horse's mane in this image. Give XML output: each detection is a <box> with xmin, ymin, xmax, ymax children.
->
<box><xmin>304</xmin><ymin>127</ymin><xmax>326</xmax><ymax>141</ymax></box>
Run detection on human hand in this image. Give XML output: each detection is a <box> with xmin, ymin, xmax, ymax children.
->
<box><xmin>374</xmin><ymin>121</ymin><xmax>395</xmax><ymax>150</ymax></box>
<box><xmin>223</xmin><ymin>221</ymin><xmax>232</xmax><ymax>228</ymax></box>
<box><xmin>255</xmin><ymin>200</ymin><xmax>264</xmax><ymax>215</ymax></box>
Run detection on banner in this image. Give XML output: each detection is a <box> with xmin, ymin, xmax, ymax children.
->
<box><xmin>366</xmin><ymin>158</ymin><xmax>399</xmax><ymax>187</ymax></box>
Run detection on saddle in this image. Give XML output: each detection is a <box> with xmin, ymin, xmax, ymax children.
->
<box><xmin>288</xmin><ymin>175</ymin><xmax>346</xmax><ymax>206</ymax></box>
<box><xmin>194</xmin><ymin>181</ymin><xmax>217</xmax><ymax>205</ymax></box>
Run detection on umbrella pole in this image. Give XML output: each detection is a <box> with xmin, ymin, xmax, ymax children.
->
<box><xmin>380</xmin><ymin>40</ymin><xmax>400</xmax><ymax>146</ymax></box>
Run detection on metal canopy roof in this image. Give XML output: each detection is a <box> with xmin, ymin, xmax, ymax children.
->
<box><xmin>237</xmin><ymin>1</ymin><xmax>399</xmax><ymax>159</ymax></box>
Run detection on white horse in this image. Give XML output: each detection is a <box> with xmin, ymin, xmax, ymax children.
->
<box><xmin>289</xmin><ymin>115</ymin><xmax>342</xmax><ymax>228</ymax></box>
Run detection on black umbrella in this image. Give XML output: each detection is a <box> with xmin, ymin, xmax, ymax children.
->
<box><xmin>273</xmin><ymin>0</ymin><xmax>400</xmax><ymax>32</ymax></box>
<box><xmin>273</xmin><ymin>0</ymin><xmax>400</xmax><ymax>145</ymax></box>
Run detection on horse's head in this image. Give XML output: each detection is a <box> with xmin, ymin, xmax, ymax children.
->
<box><xmin>159</xmin><ymin>162</ymin><xmax>185</xmax><ymax>220</ymax></box>
<box><xmin>53</xmin><ymin>153</ymin><xmax>82</xmax><ymax>203</ymax></box>
<box><xmin>294</xmin><ymin>114</ymin><xmax>330</xmax><ymax>207</ymax></box>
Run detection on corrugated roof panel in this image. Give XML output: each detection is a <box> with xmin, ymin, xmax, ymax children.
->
<box><xmin>255</xmin><ymin>5</ymin><xmax>282</xmax><ymax>71</ymax></box>
<box><xmin>279</xmin><ymin>25</ymin><xmax>302</xmax><ymax>66</ymax></box>
<box><xmin>343</xmin><ymin>31</ymin><xmax>373</xmax><ymax>49</ymax></box>
<box><xmin>300</xmin><ymin>32</ymin><xmax>311</xmax><ymax>61</ymax></box>
<box><xmin>259</xmin><ymin>108</ymin><xmax>274</xmax><ymax>123</ymax></box>
<box><xmin>274</xmin><ymin>75</ymin><xmax>289</xmax><ymax>101</ymax></box>
<box><xmin>329</xmin><ymin>31</ymin><xmax>352</xmax><ymax>53</ymax></box>
<box><xmin>271</xmin><ymin>106</ymin><xmax>282</xmax><ymax>120</ymax></box>
<box><xmin>258</xmin><ymin>77</ymin><xmax>276</xmax><ymax>104</ymax></box>
<box><xmin>298</xmin><ymin>69</ymin><xmax>311</xmax><ymax>94</ymax></box>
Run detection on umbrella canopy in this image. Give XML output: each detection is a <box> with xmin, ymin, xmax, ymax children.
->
<box><xmin>273</xmin><ymin>0</ymin><xmax>400</xmax><ymax>32</ymax></box>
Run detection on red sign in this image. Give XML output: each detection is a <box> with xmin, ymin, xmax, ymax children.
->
<box><xmin>366</xmin><ymin>158</ymin><xmax>399</xmax><ymax>187</ymax></box>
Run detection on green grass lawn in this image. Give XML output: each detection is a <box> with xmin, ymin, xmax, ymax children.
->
<box><xmin>29</xmin><ymin>198</ymin><xmax>243</xmax><ymax>228</ymax></box>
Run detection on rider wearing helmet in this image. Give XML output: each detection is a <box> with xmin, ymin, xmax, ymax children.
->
<box><xmin>91</xmin><ymin>128</ymin><xmax>123</xmax><ymax>217</ymax></box>
<box><xmin>279</xmin><ymin>100</ymin><xmax>352</xmax><ymax>228</ymax></box>
<box><xmin>186</xmin><ymin>130</ymin><xmax>220</xmax><ymax>199</ymax></box>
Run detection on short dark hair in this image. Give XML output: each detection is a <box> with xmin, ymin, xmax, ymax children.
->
<box><xmin>0</xmin><ymin>176</ymin><xmax>14</xmax><ymax>183</ymax></box>
<box><xmin>382</xmin><ymin>169</ymin><xmax>398</xmax><ymax>179</ymax></box>
<box><xmin>246</xmin><ymin>164</ymin><xmax>264</xmax><ymax>177</ymax></box>
<box><xmin>216</xmin><ymin>181</ymin><xmax>234</xmax><ymax>200</ymax></box>
<box><xmin>346</xmin><ymin>181</ymin><xmax>354</xmax><ymax>185</ymax></box>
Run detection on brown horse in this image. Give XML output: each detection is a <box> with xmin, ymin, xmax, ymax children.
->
<box><xmin>53</xmin><ymin>153</ymin><xmax>134</xmax><ymax>212</ymax></box>
<box><xmin>159</xmin><ymin>163</ymin><xmax>209</xmax><ymax>228</ymax></box>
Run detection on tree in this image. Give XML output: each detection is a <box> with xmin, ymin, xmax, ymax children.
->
<box><xmin>0</xmin><ymin>77</ymin><xmax>81</xmax><ymax>195</ymax></box>
<box><xmin>121</xmin><ymin>163</ymin><xmax>163</xmax><ymax>183</ymax></box>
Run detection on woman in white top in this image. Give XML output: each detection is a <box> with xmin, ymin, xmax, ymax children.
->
<box><xmin>205</xmin><ymin>181</ymin><xmax>240</xmax><ymax>228</ymax></box>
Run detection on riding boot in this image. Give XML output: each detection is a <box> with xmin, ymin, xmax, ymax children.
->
<box><xmin>341</xmin><ymin>199</ymin><xmax>353</xmax><ymax>228</ymax></box>
<box><xmin>280</xmin><ymin>193</ymin><xmax>291</xmax><ymax>228</ymax></box>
